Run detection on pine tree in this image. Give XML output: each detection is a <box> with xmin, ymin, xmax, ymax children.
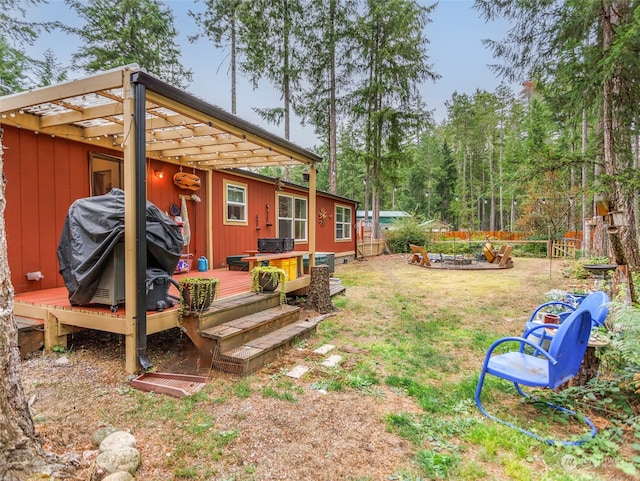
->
<box><xmin>189</xmin><ymin>0</ymin><xmax>247</xmax><ymax>114</ymax></box>
<box><xmin>297</xmin><ymin>0</ymin><xmax>358</xmax><ymax>194</ymax></box>
<box><xmin>475</xmin><ymin>0</ymin><xmax>640</xmax><ymax>290</ymax></box>
<box><xmin>351</xmin><ymin>0</ymin><xmax>438</xmax><ymax>239</ymax></box>
<box><xmin>65</xmin><ymin>0</ymin><xmax>193</xmax><ymax>88</ymax></box>
<box><xmin>0</xmin><ymin>0</ymin><xmax>59</xmax><ymax>94</ymax></box>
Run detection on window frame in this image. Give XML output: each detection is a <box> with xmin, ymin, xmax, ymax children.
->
<box><xmin>90</xmin><ymin>152</ymin><xmax>122</xmax><ymax>196</ymax></box>
<box><xmin>277</xmin><ymin>193</ymin><xmax>308</xmax><ymax>242</ymax></box>
<box><xmin>223</xmin><ymin>179</ymin><xmax>248</xmax><ymax>226</ymax></box>
<box><xmin>335</xmin><ymin>204</ymin><xmax>353</xmax><ymax>241</ymax></box>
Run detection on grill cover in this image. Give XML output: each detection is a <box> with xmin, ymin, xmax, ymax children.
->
<box><xmin>57</xmin><ymin>189</ymin><xmax>183</xmax><ymax>305</ymax></box>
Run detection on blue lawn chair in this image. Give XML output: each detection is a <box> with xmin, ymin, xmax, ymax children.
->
<box><xmin>524</xmin><ymin>291</ymin><xmax>609</xmax><ymax>352</ymax></box>
<box><xmin>475</xmin><ymin>304</ymin><xmax>596</xmax><ymax>445</ymax></box>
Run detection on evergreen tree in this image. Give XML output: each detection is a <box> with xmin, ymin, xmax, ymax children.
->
<box><xmin>189</xmin><ymin>0</ymin><xmax>248</xmax><ymax>114</ymax></box>
<box><xmin>0</xmin><ymin>2</ymin><xmax>73</xmax><ymax>478</ymax></box>
<box><xmin>241</xmin><ymin>0</ymin><xmax>305</xmax><ymax>140</ymax></box>
<box><xmin>475</xmin><ymin>0</ymin><xmax>640</xmax><ymax>283</ymax></box>
<box><xmin>297</xmin><ymin>0</ymin><xmax>358</xmax><ymax>194</ymax></box>
<box><xmin>33</xmin><ymin>49</ymin><xmax>68</xmax><ymax>87</ymax></box>
<box><xmin>351</xmin><ymin>0</ymin><xmax>438</xmax><ymax>238</ymax></box>
<box><xmin>0</xmin><ymin>0</ymin><xmax>59</xmax><ymax>94</ymax></box>
<box><xmin>0</xmin><ymin>37</ymin><xmax>27</xmax><ymax>95</ymax></box>
<box><xmin>65</xmin><ymin>0</ymin><xmax>193</xmax><ymax>88</ymax></box>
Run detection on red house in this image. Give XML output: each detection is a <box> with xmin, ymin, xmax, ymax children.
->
<box><xmin>0</xmin><ymin>65</ymin><xmax>356</xmax><ymax>373</ymax></box>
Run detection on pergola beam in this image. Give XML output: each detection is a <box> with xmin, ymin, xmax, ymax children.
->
<box><xmin>0</xmin><ymin>66</ymin><xmax>132</xmax><ymax>114</ymax></box>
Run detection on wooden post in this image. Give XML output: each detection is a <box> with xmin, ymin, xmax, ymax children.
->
<box><xmin>122</xmin><ymin>68</ymin><xmax>138</xmax><ymax>374</ymax></box>
<box><xmin>304</xmin><ymin>265</ymin><xmax>336</xmax><ymax>314</ymax></box>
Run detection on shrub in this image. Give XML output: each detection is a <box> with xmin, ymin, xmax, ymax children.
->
<box><xmin>386</xmin><ymin>217</ymin><xmax>426</xmax><ymax>253</ymax></box>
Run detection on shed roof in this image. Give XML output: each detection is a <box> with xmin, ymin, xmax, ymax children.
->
<box><xmin>0</xmin><ymin>65</ymin><xmax>321</xmax><ymax>170</ymax></box>
<box><xmin>356</xmin><ymin>210</ymin><xmax>411</xmax><ymax>218</ymax></box>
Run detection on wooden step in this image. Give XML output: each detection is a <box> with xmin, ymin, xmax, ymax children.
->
<box><xmin>212</xmin><ymin>315</ymin><xmax>329</xmax><ymax>376</ymax></box>
<box><xmin>200</xmin><ymin>305</ymin><xmax>301</xmax><ymax>351</ymax></box>
<box><xmin>15</xmin><ymin>315</ymin><xmax>44</xmax><ymax>359</ymax></box>
<box><xmin>329</xmin><ymin>282</ymin><xmax>346</xmax><ymax>297</ymax></box>
<box><xmin>196</xmin><ymin>292</ymin><xmax>281</xmax><ymax>332</ymax></box>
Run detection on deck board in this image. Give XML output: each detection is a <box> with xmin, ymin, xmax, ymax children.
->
<box><xmin>14</xmin><ymin>268</ymin><xmax>253</xmax><ymax>316</ymax></box>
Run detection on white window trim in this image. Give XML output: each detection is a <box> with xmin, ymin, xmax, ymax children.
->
<box><xmin>335</xmin><ymin>204</ymin><xmax>352</xmax><ymax>241</ymax></box>
<box><xmin>277</xmin><ymin>193</ymin><xmax>308</xmax><ymax>242</ymax></box>
<box><xmin>223</xmin><ymin>179</ymin><xmax>248</xmax><ymax>226</ymax></box>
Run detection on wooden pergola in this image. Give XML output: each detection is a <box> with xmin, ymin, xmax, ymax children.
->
<box><xmin>0</xmin><ymin>64</ymin><xmax>321</xmax><ymax>373</ymax></box>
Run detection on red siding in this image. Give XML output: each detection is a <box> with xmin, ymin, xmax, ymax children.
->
<box><xmin>145</xmin><ymin>159</ymin><xmax>208</xmax><ymax>262</ymax></box>
<box><xmin>3</xmin><ymin>126</ymin><xmax>356</xmax><ymax>293</ymax></box>
<box><xmin>208</xmin><ymin>172</ymin><xmax>356</xmax><ymax>269</ymax></box>
<box><xmin>5</xmin><ymin>127</ymin><xmax>108</xmax><ymax>292</ymax></box>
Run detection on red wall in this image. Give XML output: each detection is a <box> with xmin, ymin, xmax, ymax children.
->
<box><xmin>3</xmin><ymin>126</ymin><xmax>355</xmax><ymax>293</ymax></box>
<box><xmin>209</xmin><ymin>171</ymin><xmax>357</xmax><ymax>269</ymax></box>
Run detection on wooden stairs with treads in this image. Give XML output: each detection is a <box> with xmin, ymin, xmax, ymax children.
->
<box><xmin>180</xmin><ymin>292</ymin><xmax>325</xmax><ymax>376</ymax></box>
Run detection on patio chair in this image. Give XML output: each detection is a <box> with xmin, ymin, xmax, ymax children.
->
<box><xmin>409</xmin><ymin>244</ymin><xmax>422</xmax><ymax>265</ymax></box>
<box><xmin>475</xmin><ymin>304</ymin><xmax>597</xmax><ymax>445</ymax></box>
<box><xmin>524</xmin><ymin>291</ymin><xmax>609</xmax><ymax>352</ymax></box>
<box><xmin>408</xmin><ymin>244</ymin><xmax>430</xmax><ymax>267</ymax></box>
<box><xmin>496</xmin><ymin>245</ymin><xmax>514</xmax><ymax>267</ymax></box>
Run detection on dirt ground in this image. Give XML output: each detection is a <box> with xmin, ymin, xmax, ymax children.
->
<box><xmin>19</xmin><ymin>255</ymin><xmax>613</xmax><ymax>480</ymax></box>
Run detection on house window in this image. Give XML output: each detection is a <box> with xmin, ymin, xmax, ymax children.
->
<box><xmin>278</xmin><ymin>194</ymin><xmax>307</xmax><ymax>241</ymax></box>
<box><xmin>90</xmin><ymin>152</ymin><xmax>122</xmax><ymax>196</ymax></box>
<box><xmin>335</xmin><ymin>205</ymin><xmax>352</xmax><ymax>240</ymax></box>
<box><xmin>224</xmin><ymin>180</ymin><xmax>247</xmax><ymax>225</ymax></box>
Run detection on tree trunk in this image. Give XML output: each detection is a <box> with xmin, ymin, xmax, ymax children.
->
<box><xmin>581</xmin><ymin>109</ymin><xmax>590</xmax><ymax>257</ymax></box>
<box><xmin>304</xmin><ymin>266</ymin><xmax>336</xmax><ymax>314</ymax></box>
<box><xmin>328</xmin><ymin>0</ymin><xmax>337</xmax><ymax>195</ymax></box>
<box><xmin>602</xmin><ymin>2</ymin><xmax>640</xmax><ymax>275</ymax></box>
<box><xmin>0</xmin><ymin>131</ymin><xmax>67</xmax><ymax>479</ymax></box>
<box><xmin>572</xmin><ymin>346</ymin><xmax>600</xmax><ymax>387</ymax></box>
<box><xmin>231</xmin><ymin>14</ymin><xmax>237</xmax><ymax>115</ymax></box>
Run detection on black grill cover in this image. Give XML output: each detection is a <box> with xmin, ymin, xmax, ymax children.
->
<box><xmin>57</xmin><ymin>189</ymin><xmax>183</xmax><ymax>305</ymax></box>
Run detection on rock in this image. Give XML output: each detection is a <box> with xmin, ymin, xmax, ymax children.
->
<box><xmin>100</xmin><ymin>431</ymin><xmax>136</xmax><ymax>452</ymax></box>
<box><xmin>102</xmin><ymin>472</ymin><xmax>135</xmax><ymax>481</ymax></box>
<box><xmin>55</xmin><ymin>356</ymin><xmax>71</xmax><ymax>366</ymax></box>
<box><xmin>92</xmin><ymin>427</ymin><xmax>120</xmax><ymax>447</ymax></box>
<box><xmin>96</xmin><ymin>447</ymin><xmax>140</xmax><ymax>475</ymax></box>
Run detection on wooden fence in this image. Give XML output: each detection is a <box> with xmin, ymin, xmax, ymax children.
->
<box><xmin>357</xmin><ymin>226</ymin><xmax>584</xmax><ymax>259</ymax></box>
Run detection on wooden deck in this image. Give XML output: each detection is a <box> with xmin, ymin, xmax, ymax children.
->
<box><xmin>14</xmin><ymin>268</ymin><xmax>310</xmax><ymax>366</ymax></box>
<box><xmin>14</xmin><ymin>268</ymin><xmax>253</xmax><ymax>316</ymax></box>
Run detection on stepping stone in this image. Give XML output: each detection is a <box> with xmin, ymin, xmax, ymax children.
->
<box><xmin>321</xmin><ymin>354</ymin><xmax>342</xmax><ymax>368</ymax></box>
<box><xmin>286</xmin><ymin>365</ymin><xmax>309</xmax><ymax>379</ymax></box>
<box><xmin>314</xmin><ymin>344</ymin><xmax>335</xmax><ymax>355</ymax></box>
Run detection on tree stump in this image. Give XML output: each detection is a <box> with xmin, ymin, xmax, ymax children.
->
<box><xmin>304</xmin><ymin>265</ymin><xmax>336</xmax><ymax>314</ymax></box>
<box><xmin>572</xmin><ymin>346</ymin><xmax>600</xmax><ymax>386</ymax></box>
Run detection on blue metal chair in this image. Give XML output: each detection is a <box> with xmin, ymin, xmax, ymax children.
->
<box><xmin>523</xmin><ymin>291</ymin><xmax>610</xmax><ymax>352</ymax></box>
<box><xmin>475</xmin><ymin>304</ymin><xmax>597</xmax><ymax>445</ymax></box>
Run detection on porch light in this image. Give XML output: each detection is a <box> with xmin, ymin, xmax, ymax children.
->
<box><xmin>154</xmin><ymin>170</ymin><xmax>165</xmax><ymax>179</ymax></box>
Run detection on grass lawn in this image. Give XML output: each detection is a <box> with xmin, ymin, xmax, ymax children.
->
<box><xmin>21</xmin><ymin>255</ymin><xmax>638</xmax><ymax>480</ymax></box>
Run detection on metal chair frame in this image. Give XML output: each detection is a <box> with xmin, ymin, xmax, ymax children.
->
<box><xmin>475</xmin><ymin>305</ymin><xmax>597</xmax><ymax>445</ymax></box>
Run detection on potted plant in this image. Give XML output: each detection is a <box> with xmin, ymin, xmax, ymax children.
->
<box><xmin>250</xmin><ymin>265</ymin><xmax>287</xmax><ymax>305</ymax></box>
<box><xmin>178</xmin><ymin>277</ymin><xmax>218</xmax><ymax>318</ymax></box>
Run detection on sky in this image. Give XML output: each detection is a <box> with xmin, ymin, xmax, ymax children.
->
<box><xmin>20</xmin><ymin>0</ymin><xmax>516</xmax><ymax>150</ymax></box>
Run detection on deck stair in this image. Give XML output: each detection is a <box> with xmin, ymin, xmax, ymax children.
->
<box><xmin>182</xmin><ymin>292</ymin><xmax>324</xmax><ymax>376</ymax></box>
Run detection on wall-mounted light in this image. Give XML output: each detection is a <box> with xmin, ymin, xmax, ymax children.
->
<box><xmin>155</xmin><ymin>170</ymin><xmax>165</xmax><ymax>179</ymax></box>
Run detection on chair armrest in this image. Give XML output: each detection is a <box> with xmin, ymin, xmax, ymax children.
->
<box><xmin>528</xmin><ymin>301</ymin><xmax>575</xmax><ymax>323</ymax></box>
<box><xmin>522</xmin><ymin>323</ymin><xmax>560</xmax><ymax>338</ymax></box>
<box><xmin>484</xmin><ymin>336</ymin><xmax>558</xmax><ymax>365</ymax></box>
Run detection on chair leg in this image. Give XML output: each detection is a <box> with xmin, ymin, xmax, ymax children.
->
<box><xmin>475</xmin><ymin>373</ymin><xmax>597</xmax><ymax>446</ymax></box>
